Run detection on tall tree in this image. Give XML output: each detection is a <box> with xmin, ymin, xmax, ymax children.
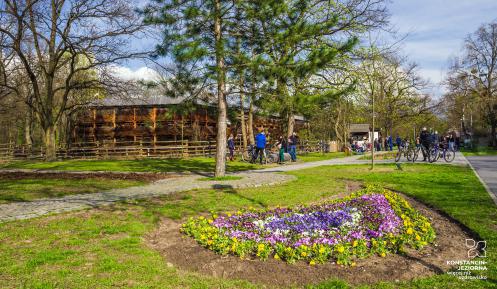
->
<box><xmin>143</xmin><ymin>0</ymin><xmax>235</xmax><ymax>176</ymax></box>
<box><xmin>354</xmin><ymin>51</ymin><xmax>431</xmax><ymax>137</ymax></box>
<box><xmin>253</xmin><ymin>0</ymin><xmax>388</xmax><ymax>137</ymax></box>
<box><xmin>0</xmin><ymin>0</ymin><xmax>145</xmax><ymax>160</ymax></box>
<box><xmin>463</xmin><ymin>22</ymin><xmax>497</xmax><ymax>147</ymax></box>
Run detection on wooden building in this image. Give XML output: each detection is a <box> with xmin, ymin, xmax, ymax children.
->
<box><xmin>72</xmin><ymin>96</ymin><xmax>305</xmax><ymax>146</ymax></box>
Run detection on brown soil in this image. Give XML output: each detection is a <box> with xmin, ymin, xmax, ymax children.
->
<box><xmin>145</xmin><ymin>194</ymin><xmax>474</xmax><ymax>288</ymax></box>
<box><xmin>0</xmin><ymin>171</ymin><xmax>173</xmax><ymax>182</ymax></box>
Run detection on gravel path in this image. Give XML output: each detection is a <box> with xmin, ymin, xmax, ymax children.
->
<box><xmin>0</xmin><ymin>172</ymin><xmax>294</xmax><ymax>223</ymax></box>
<box><xmin>0</xmin><ymin>151</ymin><xmax>469</xmax><ymax>223</ymax></box>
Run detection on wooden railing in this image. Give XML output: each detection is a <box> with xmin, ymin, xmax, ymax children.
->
<box><xmin>0</xmin><ymin>140</ymin><xmax>330</xmax><ymax>161</ymax></box>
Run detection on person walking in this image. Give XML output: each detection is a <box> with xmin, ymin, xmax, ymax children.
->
<box><xmin>387</xmin><ymin>135</ymin><xmax>393</xmax><ymax>151</ymax></box>
<box><xmin>420</xmin><ymin>127</ymin><xmax>431</xmax><ymax>161</ymax></box>
<box><xmin>448</xmin><ymin>132</ymin><xmax>455</xmax><ymax>151</ymax></box>
<box><xmin>276</xmin><ymin>136</ymin><xmax>286</xmax><ymax>164</ymax></box>
<box><xmin>288</xmin><ymin>132</ymin><xmax>298</xmax><ymax>162</ymax></box>
<box><xmin>255</xmin><ymin>130</ymin><xmax>266</xmax><ymax>164</ymax></box>
<box><xmin>395</xmin><ymin>135</ymin><xmax>402</xmax><ymax>150</ymax></box>
<box><xmin>227</xmin><ymin>134</ymin><xmax>235</xmax><ymax>161</ymax></box>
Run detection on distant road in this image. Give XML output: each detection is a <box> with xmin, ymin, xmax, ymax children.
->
<box><xmin>466</xmin><ymin>156</ymin><xmax>497</xmax><ymax>205</ymax></box>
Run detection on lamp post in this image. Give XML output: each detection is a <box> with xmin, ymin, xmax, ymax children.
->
<box><xmin>371</xmin><ymin>91</ymin><xmax>375</xmax><ymax>170</ymax></box>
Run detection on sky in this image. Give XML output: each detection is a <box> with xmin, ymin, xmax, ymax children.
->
<box><xmin>387</xmin><ymin>0</ymin><xmax>497</xmax><ymax>96</ymax></box>
<box><xmin>118</xmin><ymin>0</ymin><xmax>497</xmax><ymax>97</ymax></box>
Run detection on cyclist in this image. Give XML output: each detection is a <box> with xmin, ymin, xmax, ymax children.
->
<box><xmin>419</xmin><ymin>127</ymin><xmax>431</xmax><ymax>161</ymax></box>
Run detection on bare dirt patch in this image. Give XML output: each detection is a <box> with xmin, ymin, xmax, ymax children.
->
<box><xmin>0</xmin><ymin>171</ymin><xmax>173</xmax><ymax>182</ymax></box>
<box><xmin>145</xmin><ymin>194</ymin><xmax>474</xmax><ymax>288</ymax></box>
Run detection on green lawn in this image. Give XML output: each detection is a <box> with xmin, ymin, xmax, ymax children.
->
<box><xmin>461</xmin><ymin>146</ymin><xmax>497</xmax><ymax>157</ymax></box>
<box><xmin>0</xmin><ymin>152</ymin><xmax>345</xmax><ymax>173</ymax></box>
<box><xmin>0</xmin><ymin>178</ymin><xmax>145</xmax><ymax>204</ymax></box>
<box><xmin>358</xmin><ymin>151</ymin><xmax>397</xmax><ymax>160</ymax></box>
<box><xmin>297</xmin><ymin>151</ymin><xmax>347</xmax><ymax>162</ymax></box>
<box><xmin>0</xmin><ymin>164</ymin><xmax>495</xmax><ymax>288</ymax></box>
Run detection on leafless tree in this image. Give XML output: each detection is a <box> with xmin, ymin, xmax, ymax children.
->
<box><xmin>0</xmin><ymin>0</ymin><xmax>147</xmax><ymax>159</ymax></box>
<box><xmin>463</xmin><ymin>21</ymin><xmax>497</xmax><ymax>147</ymax></box>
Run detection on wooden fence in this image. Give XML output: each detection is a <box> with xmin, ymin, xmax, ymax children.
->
<box><xmin>0</xmin><ymin>140</ymin><xmax>330</xmax><ymax>161</ymax></box>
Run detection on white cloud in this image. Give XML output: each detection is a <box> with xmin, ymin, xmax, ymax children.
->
<box><xmin>384</xmin><ymin>0</ymin><xmax>497</xmax><ymax>97</ymax></box>
<box><xmin>110</xmin><ymin>65</ymin><xmax>160</xmax><ymax>81</ymax></box>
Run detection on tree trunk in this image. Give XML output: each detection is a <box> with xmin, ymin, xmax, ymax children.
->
<box><xmin>240</xmin><ymin>95</ymin><xmax>247</xmax><ymax>149</ymax></box>
<box><xmin>24</xmin><ymin>109</ymin><xmax>33</xmax><ymax>148</ymax></box>
<box><xmin>214</xmin><ymin>0</ymin><xmax>227</xmax><ymax>177</ymax></box>
<box><xmin>491</xmin><ymin>122</ymin><xmax>496</xmax><ymax>148</ymax></box>
<box><xmin>248</xmin><ymin>93</ymin><xmax>255</xmax><ymax>145</ymax></box>
<box><xmin>44</xmin><ymin>125</ymin><xmax>56</xmax><ymax>161</ymax></box>
<box><xmin>287</xmin><ymin>113</ymin><xmax>295</xmax><ymax>137</ymax></box>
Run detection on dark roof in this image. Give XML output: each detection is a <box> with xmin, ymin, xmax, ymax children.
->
<box><xmin>349</xmin><ymin>123</ymin><xmax>370</xmax><ymax>133</ymax></box>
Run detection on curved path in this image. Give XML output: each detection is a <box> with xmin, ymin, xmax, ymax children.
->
<box><xmin>0</xmin><ymin>172</ymin><xmax>294</xmax><ymax>223</ymax></box>
<box><xmin>0</xmin><ymin>151</ymin><xmax>469</xmax><ymax>223</ymax></box>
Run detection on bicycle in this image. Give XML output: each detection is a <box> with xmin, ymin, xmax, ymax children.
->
<box><xmin>412</xmin><ymin>144</ymin><xmax>432</xmax><ymax>163</ymax></box>
<box><xmin>240</xmin><ymin>144</ymin><xmax>276</xmax><ymax>165</ymax></box>
<box><xmin>395</xmin><ymin>141</ymin><xmax>414</xmax><ymax>162</ymax></box>
<box><xmin>429</xmin><ymin>143</ymin><xmax>455</xmax><ymax>163</ymax></box>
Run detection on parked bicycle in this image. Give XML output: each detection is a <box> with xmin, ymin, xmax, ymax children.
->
<box><xmin>411</xmin><ymin>144</ymin><xmax>430</xmax><ymax>163</ymax></box>
<box><xmin>429</xmin><ymin>144</ymin><xmax>455</xmax><ymax>163</ymax></box>
<box><xmin>395</xmin><ymin>140</ymin><xmax>415</xmax><ymax>162</ymax></box>
<box><xmin>240</xmin><ymin>144</ymin><xmax>277</xmax><ymax>164</ymax></box>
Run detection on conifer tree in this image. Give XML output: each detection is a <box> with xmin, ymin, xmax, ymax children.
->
<box><xmin>144</xmin><ymin>0</ymin><xmax>236</xmax><ymax>176</ymax></box>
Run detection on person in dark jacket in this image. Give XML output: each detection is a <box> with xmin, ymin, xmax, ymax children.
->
<box><xmin>288</xmin><ymin>132</ymin><xmax>298</xmax><ymax>162</ymax></box>
<box><xmin>387</xmin><ymin>135</ymin><xmax>393</xmax><ymax>151</ymax></box>
<box><xmin>227</xmin><ymin>134</ymin><xmax>235</xmax><ymax>161</ymax></box>
<box><xmin>255</xmin><ymin>131</ymin><xmax>266</xmax><ymax>164</ymax></box>
<box><xmin>420</xmin><ymin>127</ymin><xmax>431</xmax><ymax>161</ymax></box>
<box><xmin>395</xmin><ymin>135</ymin><xmax>402</xmax><ymax>150</ymax></box>
<box><xmin>276</xmin><ymin>136</ymin><xmax>286</xmax><ymax>164</ymax></box>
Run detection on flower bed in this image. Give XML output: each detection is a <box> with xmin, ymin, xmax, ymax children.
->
<box><xmin>181</xmin><ymin>186</ymin><xmax>436</xmax><ymax>265</ymax></box>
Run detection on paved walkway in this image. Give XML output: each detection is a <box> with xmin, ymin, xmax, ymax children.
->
<box><xmin>255</xmin><ymin>151</ymin><xmax>468</xmax><ymax>173</ymax></box>
<box><xmin>0</xmin><ymin>172</ymin><xmax>294</xmax><ymax>223</ymax></box>
<box><xmin>0</xmin><ymin>151</ymin><xmax>469</xmax><ymax>223</ymax></box>
<box><xmin>465</xmin><ymin>155</ymin><xmax>497</xmax><ymax>205</ymax></box>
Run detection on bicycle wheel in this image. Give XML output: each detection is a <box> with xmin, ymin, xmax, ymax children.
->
<box><xmin>241</xmin><ymin>150</ymin><xmax>250</xmax><ymax>162</ymax></box>
<box><xmin>429</xmin><ymin>147</ymin><xmax>437</xmax><ymax>163</ymax></box>
<box><xmin>412</xmin><ymin>147</ymin><xmax>419</xmax><ymax>162</ymax></box>
<box><xmin>444</xmin><ymin>149</ymin><xmax>455</xmax><ymax>162</ymax></box>
<box><xmin>395</xmin><ymin>150</ymin><xmax>402</xmax><ymax>162</ymax></box>
<box><xmin>406</xmin><ymin>148</ymin><xmax>413</xmax><ymax>161</ymax></box>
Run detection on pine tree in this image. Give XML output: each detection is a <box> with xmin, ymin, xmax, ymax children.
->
<box><xmin>250</xmin><ymin>0</ymin><xmax>387</xmax><ymax>136</ymax></box>
<box><xmin>144</xmin><ymin>0</ymin><xmax>236</xmax><ymax>176</ymax></box>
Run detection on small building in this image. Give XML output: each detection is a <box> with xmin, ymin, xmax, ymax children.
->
<box><xmin>349</xmin><ymin>123</ymin><xmax>380</xmax><ymax>144</ymax></box>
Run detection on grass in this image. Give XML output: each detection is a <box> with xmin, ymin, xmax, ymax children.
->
<box><xmin>461</xmin><ymin>146</ymin><xmax>497</xmax><ymax>157</ymax></box>
<box><xmin>297</xmin><ymin>152</ymin><xmax>347</xmax><ymax>162</ymax></box>
<box><xmin>199</xmin><ymin>176</ymin><xmax>243</xmax><ymax>181</ymax></box>
<box><xmin>0</xmin><ymin>152</ymin><xmax>346</xmax><ymax>173</ymax></box>
<box><xmin>0</xmin><ymin>164</ymin><xmax>495</xmax><ymax>288</ymax></box>
<box><xmin>0</xmin><ymin>178</ymin><xmax>144</xmax><ymax>204</ymax></box>
<box><xmin>358</xmin><ymin>151</ymin><xmax>397</xmax><ymax>160</ymax></box>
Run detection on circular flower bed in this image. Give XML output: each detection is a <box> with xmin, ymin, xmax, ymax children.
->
<box><xmin>181</xmin><ymin>186</ymin><xmax>436</xmax><ymax>265</ymax></box>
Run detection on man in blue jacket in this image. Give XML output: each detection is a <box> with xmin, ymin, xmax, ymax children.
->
<box><xmin>255</xmin><ymin>130</ymin><xmax>266</xmax><ymax>164</ymax></box>
<box><xmin>395</xmin><ymin>135</ymin><xmax>402</xmax><ymax>150</ymax></box>
<box><xmin>387</xmin><ymin>135</ymin><xmax>393</xmax><ymax>151</ymax></box>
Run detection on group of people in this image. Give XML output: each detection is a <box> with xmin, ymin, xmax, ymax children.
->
<box><xmin>416</xmin><ymin>128</ymin><xmax>458</xmax><ymax>161</ymax></box>
<box><xmin>227</xmin><ymin>130</ymin><xmax>300</xmax><ymax>164</ymax></box>
<box><xmin>351</xmin><ymin>129</ymin><xmax>459</xmax><ymax>158</ymax></box>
